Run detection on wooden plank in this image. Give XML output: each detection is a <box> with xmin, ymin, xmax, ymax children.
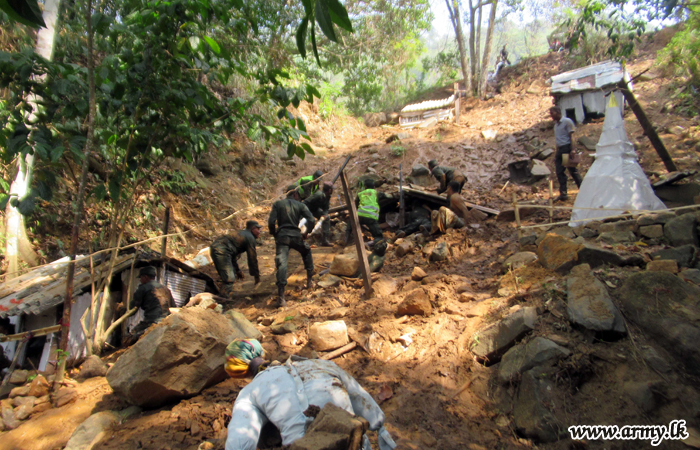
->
<box><xmin>0</xmin><ymin>325</ymin><xmax>62</xmax><ymax>342</ymax></box>
<box><xmin>454</xmin><ymin>82</ymin><xmax>461</xmax><ymax>123</ymax></box>
<box><xmin>340</xmin><ymin>171</ymin><xmax>373</xmax><ymax>299</ymax></box>
<box><xmin>403</xmin><ymin>187</ymin><xmax>500</xmax><ymax>216</ymax></box>
<box><xmin>399</xmin><ymin>163</ymin><xmax>405</xmax><ymax>227</ymax></box>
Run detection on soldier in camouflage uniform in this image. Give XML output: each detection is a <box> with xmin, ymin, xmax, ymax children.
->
<box><xmin>210</xmin><ymin>221</ymin><xmax>263</xmax><ymax>297</ymax></box>
<box><xmin>268</xmin><ymin>185</ymin><xmax>316</xmax><ymax>307</ymax></box>
<box><xmin>129</xmin><ymin>266</ymin><xmax>175</xmax><ymax>341</ymax></box>
<box><xmin>296</xmin><ymin>169</ymin><xmax>323</xmax><ymax>200</ymax></box>
<box><xmin>303</xmin><ymin>181</ymin><xmax>333</xmax><ymax>246</ymax></box>
<box><xmin>428</xmin><ymin>159</ymin><xmax>467</xmax><ymax>195</ymax></box>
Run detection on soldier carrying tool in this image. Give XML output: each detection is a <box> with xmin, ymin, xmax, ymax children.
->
<box><xmin>210</xmin><ymin>221</ymin><xmax>263</xmax><ymax>297</ymax></box>
<box><xmin>268</xmin><ymin>185</ymin><xmax>316</xmax><ymax>307</ymax></box>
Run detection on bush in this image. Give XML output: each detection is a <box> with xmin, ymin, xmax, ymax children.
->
<box><xmin>390</xmin><ymin>145</ymin><xmax>406</xmax><ymax>157</ymax></box>
<box><xmin>657</xmin><ymin>11</ymin><xmax>700</xmax><ymax>116</ymax></box>
<box><xmin>158</xmin><ymin>170</ymin><xmax>198</xmax><ymax>194</ymax></box>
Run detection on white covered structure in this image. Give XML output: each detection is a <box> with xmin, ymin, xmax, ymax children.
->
<box><xmin>569</xmin><ymin>95</ymin><xmax>666</xmax><ymax>226</ymax></box>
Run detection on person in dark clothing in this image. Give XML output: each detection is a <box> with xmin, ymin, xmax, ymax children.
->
<box><xmin>550</xmin><ymin>106</ymin><xmax>583</xmax><ymax>202</ymax></box>
<box><xmin>344</xmin><ymin>179</ymin><xmax>384</xmax><ymax>245</ymax></box>
<box><xmin>428</xmin><ymin>160</ymin><xmax>467</xmax><ymax>195</ymax></box>
<box><xmin>269</xmin><ymin>185</ymin><xmax>316</xmax><ymax>307</ymax></box>
<box><xmin>130</xmin><ymin>266</ymin><xmax>175</xmax><ymax>340</ymax></box>
<box><xmin>211</xmin><ymin>221</ymin><xmax>263</xmax><ymax>297</ymax></box>
<box><xmin>296</xmin><ymin>170</ymin><xmax>324</xmax><ymax>200</ymax></box>
<box><xmin>303</xmin><ymin>181</ymin><xmax>333</xmax><ymax>246</ymax></box>
<box><xmin>0</xmin><ymin>317</ymin><xmax>12</xmax><ymax>371</ymax></box>
<box><xmin>394</xmin><ymin>203</ymin><xmax>432</xmax><ymax>240</ymax></box>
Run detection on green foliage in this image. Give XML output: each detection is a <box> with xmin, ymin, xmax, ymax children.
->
<box><xmin>158</xmin><ymin>170</ymin><xmax>198</xmax><ymax>195</ymax></box>
<box><xmin>657</xmin><ymin>8</ymin><xmax>700</xmax><ymax>115</ymax></box>
<box><xmin>0</xmin><ymin>0</ymin><xmax>44</xmax><ymax>29</ymax></box>
<box><xmin>316</xmin><ymin>79</ymin><xmax>346</xmax><ymax>120</ymax></box>
<box><xmin>390</xmin><ymin>145</ymin><xmax>406</xmax><ymax>157</ymax></box>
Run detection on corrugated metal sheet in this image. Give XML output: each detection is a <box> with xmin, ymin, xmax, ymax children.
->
<box><xmin>162</xmin><ymin>269</ymin><xmax>207</xmax><ymax>307</ymax></box>
<box><xmin>551</xmin><ymin>60</ymin><xmax>628</xmax><ymax>94</ymax></box>
<box><xmin>401</xmin><ymin>95</ymin><xmax>455</xmax><ymax>113</ymax></box>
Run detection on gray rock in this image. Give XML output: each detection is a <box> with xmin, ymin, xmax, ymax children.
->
<box><xmin>64</xmin><ymin>407</ymin><xmax>141</xmax><ymax>450</ymax></box>
<box><xmin>576</xmin><ymin>244</ymin><xmax>645</xmax><ymax>269</ymax></box>
<box><xmin>513</xmin><ymin>368</ymin><xmax>564</xmax><ymax>443</ymax></box>
<box><xmin>318</xmin><ymin>274</ymin><xmax>343</xmax><ymax>288</ymax></box>
<box><xmin>224</xmin><ymin>310</ymin><xmax>263</xmax><ymax>341</ymax></box>
<box><xmin>530</xmin><ymin>159</ymin><xmax>551</xmax><ymax>179</ymax></box>
<box><xmin>1</xmin><ymin>404</ymin><xmax>19</xmax><ymax>429</ymax></box>
<box><xmin>664</xmin><ymin>213</ymin><xmax>699</xmax><ymax>247</ymax></box>
<box><xmin>534</xmin><ymin>148</ymin><xmax>554</xmax><ymax>160</ymax></box>
<box><xmin>309</xmin><ymin>320</ymin><xmax>349</xmax><ymax>351</ymax></box>
<box><xmin>550</xmin><ymin>226</ymin><xmax>575</xmax><ymax>239</ymax></box>
<box><xmin>623</xmin><ymin>381</ymin><xmax>662</xmax><ymax>413</ymax></box>
<box><xmin>13</xmin><ymin>402</ymin><xmax>32</xmax><ymax>420</ymax></box>
<box><xmin>578</xmin><ymin>228</ymin><xmax>599</xmax><ymax>239</ymax></box>
<box><xmin>410</xmin><ymin>165</ymin><xmax>430</xmax><ymax>177</ymax></box>
<box><xmin>651</xmin><ymin>244</ymin><xmax>698</xmax><ymax>268</ymax></box>
<box><xmin>107</xmin><ymin>308</ymin><xmax>243</xmax><ymax>408</ymax></box>
<box><xmin>78</xmin><ymin>355</ymin><xmax>108</xmax><ymax>379</ymax></box>
<box><xmin>503</xmin><ymin>252</ymin><xmax>537</xmax><ymax>272</ymax></box>
<box><xmin>471</xmin><ymin>307</ymin><xmax>538</xmax><ymax>363</ymax></box>
<box><xmin>430</xmin><ymin>242</ymin><xmax>449</xmax><ymax>262</ymax></box>
<box><xmin>680</xmin><ymin>268</ymin><xmax>700</xmax><ymax>285</ymax></box>
<box><xmin>597</xmin><ymin>231</ymin><xmax>636</xmax><ymax>244</ymax></box>
<box><xmin>8</xmin><ymin>370</ymin><xmax>28</xmax><ymax>385</ymax></box>
<box><xmin>600</xmin><ymin>220</ymin><xmax>638</xmax><ymax>234</ymax></box>
<box><xmin>195</xmin><ymin>155</ymin><xmax>221</xmax><ymax>177</ymax></box>
<box><xmin>637</xmin><ymin>212</ymin><xmax>677</xmax><ymax>226</ymax></box>
<box><xmin>498</xmin><ymin>337</ymin><xmax>570</xmax><ymax>383</ymax></box>
<box><xmin>641</xmin><ymin>346</ymin><xmax>672</xmax><ymax>373</ymax></box>
<box><xmin>639</xmin><ymin>224</ymin><xmax>664</xmax><ymax>239</ymax></box>
<box><xmin>618</xmin><ymin>271</ymin><xmax>700</xmax><ymax>376</ymax></box>
<box><xmin>519</xmin><ymin>234</ymin><xmax>537</xmax><ymax>246</ymax></box>
<box><xmin>270</xmin><ymin>321</ymin><xmax>297</xmax><ymax>335</ymax></box>
<box><xmin>566</xmin><ymin>264</ymin><xmax>626</xmax><ymax>334</ymax></box>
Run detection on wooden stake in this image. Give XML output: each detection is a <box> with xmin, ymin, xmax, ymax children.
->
<box><xmin>0</xmin><ymin>340</ymin><xmax>27</xmax><ymax>389</ymax></box>
<box><xmin>160</xmin><ymin>206</ymin><xmax>171</xmax><ymax>259</ymax></box>
<box><xmin>513</xmin><ymin>192</ymin><xmax>522</xmax><ymax>240</ymax></box>
<box><xmin>399</xmin><ymin>163</ymin><xmax>405</xmax><ymax>228</ymax></box>
<box><xmin>549</xmin><ymin>180</ymin><xmax>554</xmax><ymax>224</ymax></box>
<box><xmin>454</xmin><ymin>82</ymin><xmax>461</xmax><ymax>123</ymax></box>
<box><xmin>320</xmin><ymin>341</ymin><xmax>357</xmax><ymax>360</ymax></box>
<box><xmin>617</xmin><ymin>82</ymin><xmax>677</xmax><ymax>172</ymax></box>
<box><xmin>339</xmin><ymin>171</ymin><xmax>373</xmax><ymax>298</ymax></box>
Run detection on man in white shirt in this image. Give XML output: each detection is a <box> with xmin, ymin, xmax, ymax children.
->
<box><xmin>550</xmin><ymin>106</ymin><xmax>583</xmax><ymax>202</ymax></box>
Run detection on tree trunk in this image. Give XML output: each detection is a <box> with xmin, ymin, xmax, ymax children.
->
<box><xmin>56</xmin><ymin>0</ymin><xmax>96</xmax><ymax>385</ymax></box>
<box><xmin>478</xmin><ymin>0</ymin><xmax>498</xmax><ymax>98</ymax></box>
<box><xmin>446</xmin><ymin>0</ymin><xmax>472</xmax><ymax>93</ymax></box>
<box><xmin>468</xmin><ymin>0</ymin><xmax>478</xmax><ymax>93</ymax></box>
<box><xmin>475</xmin><ymin>3</ymin><xmax>483</xmax><ymax>80</ymax></box>
<box><xmin>3</xmin><ymin>0</ymin><xmax>61</xmax><ymax>278</ymax></box>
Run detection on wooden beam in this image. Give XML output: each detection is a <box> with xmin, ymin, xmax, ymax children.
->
<box><xmin>339</xmin><ymin>171</ymin><xmax>373</xmax><ymax>299</ymax></box>
<box><xmin>399</xmin><ymin>163</ymin><xmax>405</xmax><ymax>227</ymax></box>
<box><xmin>454</xmin><ymin>82</ymin><xmax>461</xmax><ymax>123</ymax></box>
<box><xmin>0</xmin><ymin>325</ymin><xmax>61</xmax><ymax>342</ymax></box>
<box><xmin>617</xmin><ymin>81</ymin><xmax>677</xmax><ymax>173</ymax></box>
<box><xmin>403</xmin><ymin>187</ymin><xmax>500</xmax><ymax>216</ymax></box>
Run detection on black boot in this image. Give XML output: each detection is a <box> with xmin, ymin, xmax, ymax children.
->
<box><xmin>277</xmin><ymin>286</ymin><xmax>286</xmax><ymax>307</ymax></box>
<box><xmin>306</xmin><ymin>273</ymin><xmax>314</xmax><ymax>290</ymax></box>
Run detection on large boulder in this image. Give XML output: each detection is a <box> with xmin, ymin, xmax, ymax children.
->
<box><xmin>107</xmin><ymin>308</ymin><xmax>244</xmax><ymax>408</ymax></box>
<box><xmin>470</xmin><ymin>307</ymin><xmax>538</xmax><ymax>363</ymax></box>
<box><xmin>513</xmin><ymin>368</ymin><xmax>564</xmax><ymax>443</ymax></box>
<box><xmin>498</xmin><ymin>337</ymin><xmax>570</xmax><ymax>383</ymax></box>
<box><xmin>618</xmin><ymin>271</ymin><xmax>700</xmax><ymax>377</ymax></box>
<box><xmin>330</xmin><ymin>254</ymin><xmax>360</xmax><ymax>277</ymax></box>
<box><xmin>224</xmin><ymin>310</ymin><xmax>263</xmax><ymax>340</ymax></box>
<box><xmin>566</xmin><ymin>264</ymin><xmax>626</xmax><ymax>334</ymax></box>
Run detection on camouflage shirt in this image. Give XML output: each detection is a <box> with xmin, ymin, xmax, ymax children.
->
<box><xmin>303</xmin><ymin>190</ymin><xmax>331</xmax><ymax>216</ymax></box>
<box><xmin>268</xmin><ymin>198</ymin><xmax>316</xmax><ymax>238</ymax></box>
<box><xmin>211</xmin><ymin>230</ymin><xmax>260</xmax><ymax>277</ymax></box>
<box><xmin>133</xmin><ymin>280</ymin><xmax>175</xmax><ymax>322</ymax></box>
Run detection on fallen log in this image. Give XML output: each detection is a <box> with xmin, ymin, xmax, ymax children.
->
<box><xmin>320</xmin><ymin>341</ymin><xmax>357</xmax><ymax>360</ymax></box>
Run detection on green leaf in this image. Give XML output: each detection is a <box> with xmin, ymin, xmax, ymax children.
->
<box><xmin>287</xmin><ymin>141</ymin><xmax>296</xmax><ymax>158</ymax></box>
<box><xmin>297</xmin><ymin>118</ymin><xmax>307</xmax><ymax>132</ymax></box>
<box><xmin>17</xmin><ymin>193</ymin><xmax>35</xmax><ymax>215</ymax></box>
<box><xmin>300</xmin><ymin>0</ymin><xmax>313</xmax><ymax>15</ymax></box>
<box><xmin>108</xmin><ymin>178</ymin><xmax>121</xmax><ymax>202</ymax></box>
<box><xmin>93</xmin><ymin>183</ymin><xmax>107</xmax><ymax>201</ymax></box>
<box><xmin>0</xmin><ymin>194</ymin><xmax>8</xmax><ymax>210</ymax></box>
<box><xmin>310</xmin><ymin>21</ymin><xmax>322</xmax><ymax>66</ymax></box>
<box><xmin>0</xmin><ymin>0</ymin><xmax>45</xmax><ymax>29</ymax></box>
<box><xmin>296</xmin><ymin>18</ymin><xmax>309</xmax><ymax>59</ymax></box>
<box><xmin>296</xmin><ymin>145</ymin><xmax>306</xmax><ymax>160</ymax></box>
<box><xmin>188</xmin><ymin>36</ymin><xmax>201</xmax><ymax>52</ymax></box>
<box><xmin>203</xmin><ymin>36</ymin><xmax>220</xmax><ymax>54</ymax></box>
<box><xmin>314</xmin><ymin>0</ymin><xmax>337</xmax><ymax>42</ymax></box>
<box><xmin>323</xmin><ymin>0</ymin><xmax>352</xmax><ymax>32</ymax></box>
<box><xmin>50</xmin><ymin>145</ymin><xmax>63</xmax><ymax>162</ymax></box>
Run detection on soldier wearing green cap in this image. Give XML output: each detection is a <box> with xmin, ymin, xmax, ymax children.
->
<box><xmin>295</xmin><ymin>169</ymin><xmax>323</xmax><ymax>200</ymax></box>
<box><xmin>129</xmin><ymin>266</ymin><xmax>175</xmax><ymax>341</ymax></box>
<box><xmin>210</xmin><ymin>220</ymin><xmax>262</xmax><ymax>297</ymax></box>
<box><xmin>428</xmin><ymin>159</ymin><xmax>467</xmax><ymax>195</ymax></box>
<box><xmin>269</xmin><ymin>185</ymin><xmax>316</xmax><ymax>307</ymax></box>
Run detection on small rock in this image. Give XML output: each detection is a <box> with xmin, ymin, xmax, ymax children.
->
<box><xmin>31</xmin><ymin>402</ymin><xmax>52</xmax><ymax>415</ymax></box>
<box><xmin>373</xmin><ymin>275</ymin><xmax>398</xmax><ymax>297</ymax></box>
<box><xmin>482</xmin><ymin>129</ymin><xmax>497</xmax><ymax>139</ymax></box>
<box><xmin>639</xmin><ymin>224</ymin><xmax>663</xmax><ymax>239</ymax></box>
<box><xmin>397</xmin><ymin>288</ymin><xmax>433</xmax><ymax>316</ymax></box>
<box><xmin>1</xmin><ymin>403</ymin><xmax>19</xmax><ymax>429</ymax></box>
<box><xmin>14</xmin><ymin>402</ymin><xmax>33</xmax><ymax>420</ymax></box>
<box><xmin>519</xmin><ymin>234</ymin><xmax>537</xmax><ymax>247</ymax></box>
<box><xmin>395</xmin><ymin>241</ymin><xmax>415</xmax><ymax>258</ymax></box>
<box><xmin>78</xmin><ymin>356</ymin><xmax>108</xmax><ymax>380</ymax></box>
<box><xmin>513</xmin><ymin>368</ymin><xmax>563</xmax><ymax>442</ymax></box>
<box><xmin>597</xmin><ymin>230</ymin><xmax>636</xmax><ymax>244</ymax></box>
<box><xmin>534</xmin><ymin>148</ymin><xmax>554</xmax><ymax>160</ymax></box>
<box><xmin>651</xmin><ymin>244</ymin><xmax>698</xmax><ymax>268</ymax></box>
<box><xmin>455</xmin><ymin>284</ymin><xmax>471</xmax><ymax>294</ymax></box>
<box><xmin>270</xmin><ymin>321</ymin><xmax>297</xmax><ymax>335</ymax></box>
<box><xmin>12</xmin><ymin>396</ymin><xmax>37</xmax><ymax>408</ymax></box>
<box><xmin>27</xmin><ymin>374</ymin><xmax>50</xmax><ymax>397</ymax></box>
<box><xmin>498</xmin><ymin>337</ymin><xmax>571</xmax><ymax>383</ymax></box>
<box><xmin>9</xmin><ymin>385</ymin><xmax>30</xmax><ymax>398</ymax></box>
<box><xmin>646</xmin><ymin>260</ymin><xmax>679</xmax><ymax>273</ymax></box>
<box><xmin>318</xmin><ymin>274</ymin><xmax>343</xmax><ymax>288</ymax></box>
<box><xmin>224</xmin><ymin>310</ymin><xmax>263</xmax><ymax>341</ymax></box>
<box><xmin>537</xmin><ymin>234</ymin><xmax>583</xmax><ymax>274</ymax></box>
<box><xmin>459</xmin><ymin>293</ymin><xmax>475</xmax><ymax>303</ymax></box>
<box><xmin>566</xmin><ymin>264</ymin><xmax>626</xmax><ymax>334</ymax></box>
<box><xmin>530</xmin><ymin>159</ymin><xmax>551</xmax><ymax>178</ymax></box>
<box><xmin>421</xmin><ymin>275</ymin><xmax>441</xmax><ymax>285</ymax></box>
<box><xmin>308</xmin><ymin>320</ymin><xmax>349</xmax><ymax>352</ymax></box>
<box><xmin>410</xmin><ymin>165</ymin><xmax>430</xmax><ymax>177</ymax></box>
<box><xmin>547</xmin><ymin>335</ymin><xmax>570</xmax><ymax>347</ymax></box>
<box><xmin>411</xmin><ymin>267</ymin><xmax>427</xmax><ymax>281</ymax></box>
<box><xmin>54</xmin><ymin>387</ymin><xmax>78</xmax><ymax>407</ymax></box>
<box><xmin>34</xmin><ymin>395</ymin><xmax>50</xmax><ymax>406</ymax></box>
<box><xmin>680</xmin><ymin>268</ymin><xmax>700</xmax><ymax>285</ymax></box>
<box><xmin>623</xmin><ymin>381</ymin><xmax>660</xmax><ymax>413</ymax></box>
<box><xmin>329</xmin><ymin>254</ymin><xmax>360</xmax><ymax>277</ymax></box>
<box><xmin>503</xmin><ymin>252</ymin><xmax>537</xmax><ymax>272</ymax></box>
<box><xmin>9</xmin><ymin>370</ymin><xmax>29</xmax><ymax>385</ymax></box>
<box><xmin>599</xmin><ymin>220</ymin><xmax>638</xmax><ymax>234</ymax></box>
<box><xmin>430</xmin><ymin>242</ymin><xmax>449</xmax><ymax>262</ymax></box>
<box><xmin>328</xmin><ymin>307</ymin><xmax>349</xmax><ymax>320</ymax></box>
<box><xmin>471</xmin><ymin>307</ymin><xmax>538</xmax><ymax>363</ymax></box>
<box><xmin>641</xmin><ymin>346</ymin><xmax>672</xmax><ymax>373</ymax></box>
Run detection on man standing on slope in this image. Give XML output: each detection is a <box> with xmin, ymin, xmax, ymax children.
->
<box><xmin>268</xmin><ymin>185</ymin><xmax>316</xmax><ymax>307</ymax></box>
<box><xmin>210</xmin><ymin>221</ymin><xmax>262</xmax><ymax>297</ymax></box>
<box><xmin>344</xmin><ymin>179</ymin><xmax>384</xmax><ymax>246</ymax></box>
<box><xmin>130</xmin><ymin>266</ymin><xmax>175</xmax><ymax>341</ymax></box>
<box><xmin>550</xmin><ymin>106</ymin><xmax>583</xmax><ymax>202</ymax></box>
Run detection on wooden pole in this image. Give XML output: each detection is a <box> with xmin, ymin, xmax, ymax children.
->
<box><xmin>0</xmin><ymin>325</ymin><xmax>62</xmax><ymax>342</ymax></box>
<box><xmin>339</xmin><ymin>171</ymin><xmax>373</xmax><ymax>298</ymax></box>
<box><xmin>160</xmin><ymin>206</ymin><xmax>171</xmax><ymax>285</ymax></box>
<box><xmin>320</xmin><ymin>341</ymin><xmax>357</xmax><ymax>360</ymax></box>
<box><xmin>513</xmin><ymin>193</ymin><xmax>522</xmax><ymax>240</ymax></box>
<box><xmin>454</xmin><ymin>82</ymin><xmax>461</xmax><ymax>123</ymax></box>
<box><xmin>549</xmin><ymin>180</ymin><xmax>554</xmax><ymax>224</ymax></box>
<box><xmin>331</xmin><ymin>155</ymin><xmax>353</xmax><ymax>185</ymax></box>
<box><xmin>617</xmin><ymin>82</ymin><xmax>677</xmax><ymax>172</ymax></box>
<box><xmin>399</xmin><ymin>163</ymin><xmax>405</xmax><ymax>228</ymax></box>
<box><xmin>0</xmin><ymin>340</ymin><xmax>27</xmax><ymax>389</ymax></box>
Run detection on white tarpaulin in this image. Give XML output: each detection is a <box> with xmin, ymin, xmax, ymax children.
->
<box><xmin>570</xmin><ymin>95</ymin><xmax>666</xmax><ymax>226</ymax></box>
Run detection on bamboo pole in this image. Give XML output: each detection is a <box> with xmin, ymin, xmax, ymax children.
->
<box><xmin>320</xmin><ymin>341</ymin><xmax>357</xmax><ymax>360</ymax></box>
<box><xmin>0</xmin><ymin>325</ymin><xmax>61</xmax><ymax>342</ymax></box>
<box><xmin>548</xmin><ymin>180</ymin><xmax>554</xmax><ymax>224</ymax></box>
<box><xmin>454</xmin><ymin>82</ymin><xmax>461</xmax><ymax>123</ymax></box>
<box><xmin>513</xmin><ymin>193</ymin><xmax>522</xmax><ymax>240</ymax></box>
